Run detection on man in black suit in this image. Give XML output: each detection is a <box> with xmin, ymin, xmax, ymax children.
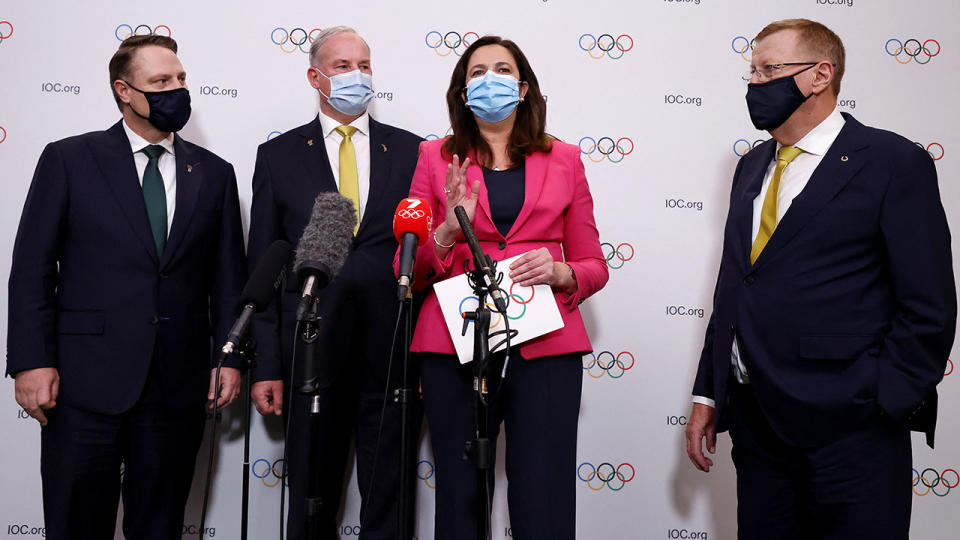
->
<box><xmin>684</xmin><ymin>19</ymin><xmax>956</xmax><ymax>539</ymax></box>
<box><xmin>6</xmin><ymin>35</ymin><xmax>246</xmax><ymax>539</ymax></box>
<box><xmin>247</xmin><ymin>26</ymin><xmax>422</xmax><ymax>540</ymax></box>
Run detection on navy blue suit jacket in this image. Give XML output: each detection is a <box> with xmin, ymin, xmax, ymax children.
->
<box><xmin>6</xmin><ymin>121</ymin><xmax>247</xmax><ymax>414</ymax></box>
<box><xmin>693</xmin><ymin>113</ymin><xmax>956</xmax><ymax>448</ymax></box>
<box><xmin>248</xmin><ymin>116</ymin><xmax>422</xmax><ymax>386</ymax></box>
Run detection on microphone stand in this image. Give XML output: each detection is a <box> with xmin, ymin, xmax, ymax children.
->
<box><xmin>297</xmin><ymin>301</ymin><xmax>324</xmax><ymax>540</ymax></box>
<box><xmin>461</xmin><ymin>261</ymin><xmax>497</xmax><ymax>540</ymax></box>
<box><xmin>395</xmin><ymin>288</ymin><xmax>416</xmax><ymax>539</ymax></box>
<box><xmin>238</xmin><ymin>338</ymin><xmax>257</xmax><ymax>540</ymax></box>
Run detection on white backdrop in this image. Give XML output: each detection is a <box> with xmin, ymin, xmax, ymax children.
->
<box><xmin>0</xmin><ymin>1</ymin><xmax>957</xmax><ymax>538</ymax></box>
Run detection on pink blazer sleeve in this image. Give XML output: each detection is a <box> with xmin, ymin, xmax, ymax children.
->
<box><xmin>556</xmin><ymin>145</ymin><xmax>608</xmax><ymax>307</ymax></box>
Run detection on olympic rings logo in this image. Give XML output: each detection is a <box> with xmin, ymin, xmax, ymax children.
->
<box><xmin>912</xmin><ymin>467</ymin><xmax>958</xmax><ymax>497</ymax></box>
<box><xmin>251</xmin><ymin>458</ymin><xmax>286</xmax><ymax>488</ymax></box>
<box><xmin>0</xmin><ymin>126</ymin><xmax>6</xmax><ymax>145</ymax></box>
<box><xmin>0</xmin><ymin>21</ymin><xmax>13</xmax><ymax>44</ymax></box>
<box><xmin>417</xmin><ymin>460</ymin><xmax>436</xmax><ymax>489</ymax></box>
<box><xmin>115</xmin><ymin>24</ymin><xmax>171</xmax><ymax>41</ymax></box>
<box><xmin>578</xmin><ymin>34</ymin><xmax>633</xmax><ymax>60</ymax></box>
<box><xmin>885</xmin><ymin>38</ymin><xmax>940</xmax><ymax>65</ymax></box>
<box><xmin>459</xmin><ymin>282</ymin><xmax>535</xmax><ymax>328</ymax></box>
<box><xmin>424</xmin><ymin>31</ymin><xmax>478</xmax><ymax>57</ymax></box>
<box><xmin>398</xmin><ymin>209</ymin><xmax>425</xmax><ymax>219</ymax></box>
<box><xmin>579</xmin><ymin>136</ymin><xmax>634</xmax><ymax>163</ymax></box>
<box><xmin>731</xmin><ymin>36</ymin><xmax>756</xmax><ymax>62</ymax></box>
<box><xmin>267</xmin><ymin>130</ymin><xmax>282</xmax><ymax>142</ymax></box>
<box><xmin>577</xmin><ymin>462</ymin><xmax>635</xmax><ymax>491</ymax></box>
<box><xmin>946</xmin><ymin>358</ymin><xmax>953</xmax><ymax>376</ymax></box>
<box><xmin>271</xmin><ymin>27</ymin><xmax>324</xmax><ymax>54</ymax></box>
<box><xmin>583</xmin><ymin>351</ymin><xmax>635</xmax><ymax>379</ymax></box>
<box><xmin>601</xmin><ymin>242</ymin><xmax>634</xmax><ymax>270</ymax></box>
<box><xmin>914</xmin><ymin>142</ymin><xmax>944</xmax><ymax>161</ymax></box>
<box><xmin>734</xmin><ymin>138</ymin><xmax>766</xmax><ymax>157</ymax></box>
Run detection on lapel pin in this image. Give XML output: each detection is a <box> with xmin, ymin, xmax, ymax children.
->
<box><xmin>187</xmin><ymin>164</ymin><xmax>193</xmax><ymax>173</ymax></box>
<box><xmin>307</xmin><ymin>139</ymin><xmax>314</xmax><ymax>146</ymax></box>
<box><xmin>840</xmin><ymin>156</ymin><xmax>849</xmax><ymax>162</ymax></box>
<box><xmin>381</xmin><ymin>143</ymin><xmax>388</xmax><ymax>152</ymax></box>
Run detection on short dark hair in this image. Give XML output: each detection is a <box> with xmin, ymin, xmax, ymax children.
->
<box><xmin>108</xmin><ymin>34</ymin><xmax>178</xmax><ymax>111</ymax></box>
<box><xmin>442</xmin><ymin>36</ymin><xmax>552</xmax><ymax>166</ymax></box>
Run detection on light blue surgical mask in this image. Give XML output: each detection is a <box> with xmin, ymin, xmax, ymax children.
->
<box><xmin>465</xmin><ymin>71</ymin><xmax>521</xmax><ymax>123</ymax></box>
<box><xmin>314</xmin><ymin>68</ymin><xmax>374</xmax><ymax>116</ymax></box>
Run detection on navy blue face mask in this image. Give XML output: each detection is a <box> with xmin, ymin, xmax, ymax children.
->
<box><xmin>124</xmin><ymin>81</ymin><xmax>192</xmax><ymax>133</ymax></box>
<box><xmin>745</xmin><ymin>64</ymin><xmax>815</xmax><ymax>131</ymax></box>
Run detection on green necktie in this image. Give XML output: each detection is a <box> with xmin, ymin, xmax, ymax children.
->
<box><xmin>750</xmin><ymin>145</ymin><xmax>804</xmax><ymax>264</ymax></box>
<box><xmin>141</xmin><ymin>144</ymin><xmax>168</xmax><ymax>256</ymax></box>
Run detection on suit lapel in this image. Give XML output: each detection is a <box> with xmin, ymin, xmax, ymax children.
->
<box><xmin>507</xmin><ymin>151</ymin><xmax>547</xmax><ymax>238</ymax></box>
<box><xmin>299</xmin><ymin>117</ymin><xmax>338</xmax><ymax>194</ymax></box>
<box><xmin>363</xmin><ymin>118</ymin><xmax>391</xmax><ymax>238</ymax></box>
<box><xmin>160</xmin><ymin>135</ymin><xmax>201</xmax><ymax>269</ymax></box>
<box><xmin>89</xmin><ymin>121</ymin><xmax>159</xmax><ymax>264</ymax></box>
<box><xmin>752</xmin><ymin>118</ymin><xmax>869</xmax><ymax>269</ymax></box>
<box><xmin>466</xmin><ymin>151</ymin><xmax>493</xmax><ymax>230</ymax></box>
<box><xmin>732</xmin><ymin>141</ymin><xmax>774</xmax><ymax>268</ymax></box>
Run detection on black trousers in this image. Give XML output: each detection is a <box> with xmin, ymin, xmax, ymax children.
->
<box><xmin>727</xmin><ymin>380</ymin><xmax>913</xmax><ymax>540</ymax></box>
<box><xmin>284</xmin><ymin>360</ymin><xmax>422</xmax><ymax>540</ymax></box>
<box><xmin>419</xmin><ymin>351</ymin><xmax>583</xmax><ymax>540</ymax></box>
<box><xmin>40</xmin><ymin>360</ymin><xmax>206</xmax><ymax>540</ymax></box>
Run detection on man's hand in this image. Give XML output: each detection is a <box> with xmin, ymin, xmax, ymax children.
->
<box><xmin>208</xmin><ymin>367</ymin><xmax>242</xmax><ymax>410</ymax></box>
<box><xmin>252</xmin><ymin>380</ymin><xmax>284</xmax><ymax>416</ymax></box>
<box><xmin>14</xmin><ymin>367</ymin><xmax>59</xmax><ymax>427</ymax></box>
<box><xmin>685</xmin><ymin>402</ymin><xmax>717</xmax><ymax>472</ymax></box>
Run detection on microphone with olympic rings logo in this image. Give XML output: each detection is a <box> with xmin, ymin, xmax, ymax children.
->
<box><xmin>393</xmin><ymin>197</ymin><xmax>433</xmax><ymax>301</ymax></box>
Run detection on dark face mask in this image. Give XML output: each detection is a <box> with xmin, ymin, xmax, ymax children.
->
<box><xmin>745</xmin><ymin>64</ymin><xmax>815</xmax><ymax>131</ymax></box>
<box><xmin>124</xmin><ymin>81</ymin><xmax>192</xmax><ymax>133</ymax></box>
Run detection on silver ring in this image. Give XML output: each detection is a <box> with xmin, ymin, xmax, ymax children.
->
<box><xmin>444</xmin><ymin>188</ymin><xmax>452</xmax><ymax>194</ymax></box>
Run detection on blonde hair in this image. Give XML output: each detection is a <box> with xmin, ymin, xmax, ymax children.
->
<box><xmin>755</xmin><ymin>19</ymin><xmax>845</xmax><ymax>94</ymax></box>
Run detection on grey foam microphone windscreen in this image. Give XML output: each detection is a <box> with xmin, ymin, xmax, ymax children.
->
<box><xmin>293</xmin><ymin>191</ymin><xmax>357</xmax><ymax>286</ymax></box>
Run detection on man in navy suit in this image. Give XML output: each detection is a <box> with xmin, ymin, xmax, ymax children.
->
<box><xmin>247</xmin><ymin>26</ymin><xmax>422</xmax><ymax>539</ymax></box>
<box><xmin>6</xmin><ymin>35</ymin><xmax>246</xmax><ymax>539</ymax></box>
<box><xmin>685</xmin><ymin>19</ymin><xmax>956</xmax><ymax>539</ymax></box>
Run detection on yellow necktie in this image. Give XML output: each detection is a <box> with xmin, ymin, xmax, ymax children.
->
<box><xmin>750</xmin><ymin>145</ymin><xmax>804</xmax><ymax>264</ymax></box>
<box><xmin>335</xmin><ymin>125</ymin><xmax>360</xmax><ymax>235</ymax></box>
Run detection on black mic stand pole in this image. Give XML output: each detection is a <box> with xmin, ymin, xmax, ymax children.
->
<box><xmin>461</xmin><ymin>265</ymin><xmax>495</xmax><ymax>540</ymax></box>
<box><xmin>237</xmin><ymin>338</ymin><xmax>257</xmax><ymax>540</ymax></box>
<box><xmin>395</xmin><ymin>288</ymin><xmax>416</xmax><ymax>539</ymax></box>
<box><xmin>297</xmin><ymin>301</ymin><xmax>324</xmax><ymax>540</ymax></box>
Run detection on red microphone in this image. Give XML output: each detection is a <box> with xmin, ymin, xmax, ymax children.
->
<box><xmin>393</xmin><ymin>197</ymin><xmax>433</xmax><ymax>301</ymax></box>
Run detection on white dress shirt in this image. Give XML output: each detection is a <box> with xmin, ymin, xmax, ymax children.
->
<box><xmin>693</xmin><ymin>108</ymin><xmax>846</xmax><ymax>408</ymax></box>
<box><xmin>123</xmin><ymin>120</ymin><xmax>176</xmax><ymax>234</ymax></box>
<box><xmin>317</xmin><ymin>111</ymin><xmax>371</xmax><ymax>221</ymax></box>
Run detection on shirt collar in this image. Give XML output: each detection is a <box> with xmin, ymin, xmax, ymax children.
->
<box><xmin>318</xmin><ymin>110</ymin><xmax>369</xmax><ymax>139</ymax></box>
<box><xmin>777</xmin><ymin>108</ymin><xmax>845</xmax><ymax>157</ymax></box>
<box><xmin>122</xmin><ymin>119</ymin><xmax>175</xmax><ymax>156</ymax></box>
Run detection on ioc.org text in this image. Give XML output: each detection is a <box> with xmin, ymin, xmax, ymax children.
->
<box><xmin>7</xmin><ymin>524</ymin><xmax>45</xmax><ymax>536</ymax></box>
<box><xmin>41</xmin><ymin>82</ymin><xmax>80</xmax><ymax>95</ymax></box>
<box><xmin>666</xmin><ymin>305</ymin><xmax>705</xmax><ymax>318</ymax></box>
<box><xmin>668</xmin><ymin>529</ymin><xmax>708</xmax><ymax>539</ymax></box>
<box><xmin>666</xmin><ymin>198</ymin><xmax>703</xmax><ymax>211</ymax></box>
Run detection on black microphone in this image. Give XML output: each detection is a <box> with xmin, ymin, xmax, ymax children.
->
<box><xmin>294</xmin><ymin>192</ymin><xmax>357</xmax><ymax>320</ymax></box>
<box><xmin>221</xmin><ymin>240</ymin><xmax>294</xmax><ymax>356</ymax></box>
<box><xmin>454</xmin><ymin>205</ymin><xmax>508</xmax><ymax>313</ymax></box>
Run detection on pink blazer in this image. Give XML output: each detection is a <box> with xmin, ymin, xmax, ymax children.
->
<box><xmin>397</xmin><ymin>138</ymin><xmax>608</xmax><ymax>359</ymax></box>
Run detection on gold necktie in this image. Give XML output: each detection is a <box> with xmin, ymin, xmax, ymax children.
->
<box><xmin>335</xmin><ymin>125</ymin><xmax>360</xmax><ymax>235</ymax></box>
<box><xmin>750</xmin><ymin>145</ymin><xmax>804</xmax><ymax>264</ymax></box>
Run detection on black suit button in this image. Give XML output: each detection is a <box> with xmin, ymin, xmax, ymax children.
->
<box><xmin>150</xmin><ymin>315</ymin><xmax>159</xmax><ymax>325</ymax></box>
<box><xmin>498</xmin><ymin>241</ymin><xmax>506</xmax><ymax>250</ymax></box>
<box><xmin>743</xmin><ymin>275</ymin><xmax>755</xmax><ymax>285</ymax></box>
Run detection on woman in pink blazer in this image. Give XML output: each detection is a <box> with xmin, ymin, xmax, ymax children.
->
<box><xmin>402</xmin><ymin>36</ymin><xmax>607</xmax><ymax>540</ymax></box>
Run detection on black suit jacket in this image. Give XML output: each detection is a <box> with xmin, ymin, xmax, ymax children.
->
<box><xmin>248</xmin><ymin>116</ymin><xmax>422</xmax><ymax>386</ymax></box>
<box><xmin>693</xmin><ymin>113</ymin><xmax>956</xmax><ymax>447</ymax></box>
<box><xmin>6</xmin><ymin>121</ymin><xmax>246</xmax><ymax>414</ymax></box>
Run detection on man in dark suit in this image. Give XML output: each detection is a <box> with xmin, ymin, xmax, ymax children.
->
<box><xmin>6</xmin><ymin>35</ymin><xmax>246</xmax><ymax>539</ymax></box>
<box><xmin>684</xmin><ymin>19</ymin><xmax>956</xmax><ymax>539</ymax></box>
<box><xmin>247</xmin><ymin>26</ymin><xmax>422</xmax><ymax>539</ymax></box>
